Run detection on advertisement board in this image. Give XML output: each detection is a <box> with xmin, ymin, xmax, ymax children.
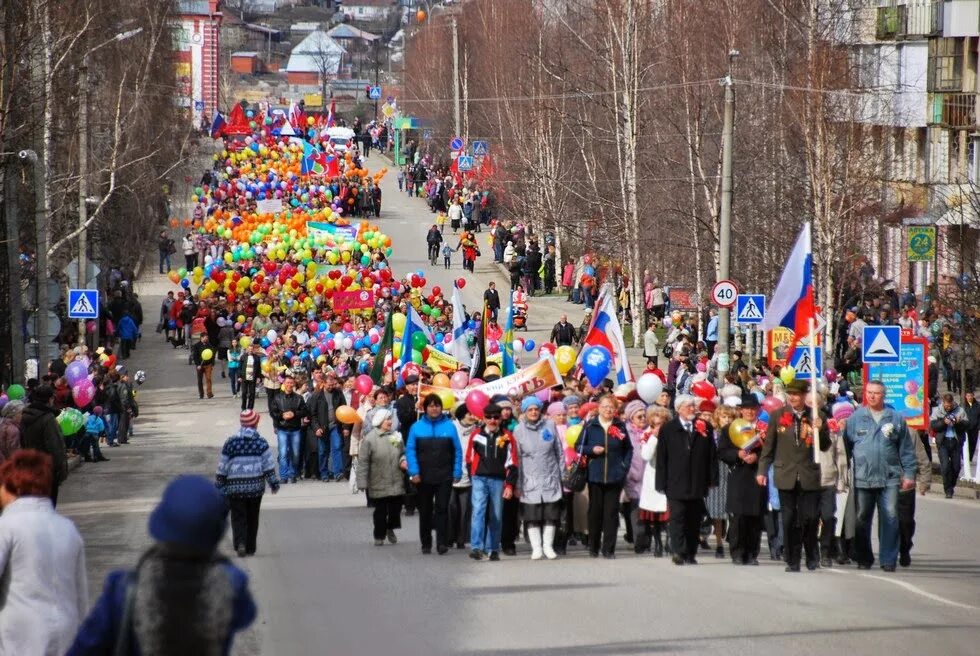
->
<box><xmin>863</xmin><ymin>329</ymin><xmax>929</xmax><ymax>430</ymax></box>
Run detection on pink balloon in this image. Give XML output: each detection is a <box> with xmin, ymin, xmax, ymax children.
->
<box><xmin>465</xmin><ymin>389</ymin><xmax>490</xmax><ymax>418</ymax></box>
<box><xmin>355</xmin><ymin>374</ymin><xmax>374</xmax><ymax>396</ymax></box>
<box><xmin>538</xmin><ymin>343</ymin><xmax>557</xmax><ymax>357</ymax></box>
<box><xmin>72</xmin><ymin>379</ymin><xmax>96</xmax><ymax>407</ymax></box>
<box><xmin>469</xmin><ymin>378</ymin><xmax>484</xmax><ymax>386</ymax></box>
<box><xmin>761</xmin><ymin>396</ymin><xmax>784</xmax><ymax>414</ymax></box>
<box><xmin>535</xmin><ymin>389</ymin><xmax>551</xmax><ymax>403</ymax></box>
<box><xmin>450</xmin><ymin>371</ymin><xmax>469</xmax><ymax>390</ymax></box>
<box><xmin>696</xmin><ymin>362</ymin><xmax>707</xmax><ymax>373</ymax></box>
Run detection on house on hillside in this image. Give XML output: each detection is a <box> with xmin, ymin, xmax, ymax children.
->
<box><xmin>327</xmin><ymin>23</ymin><xmax>380</xmax><ymax>49</ymax></box>
<box><xmin>284</xmin><ymin>30</ymin><xmax>349</xmax><ymax>86</ymax></box>
<box><xmin>337</xmin><ymin>0</ymin><xmax>397</xmax><ymax>24</ymax></box>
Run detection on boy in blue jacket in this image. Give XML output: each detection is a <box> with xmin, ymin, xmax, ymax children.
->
<box><xmin>80</xmin><ymin>407</ymin><xmax>109</xmax><ymax>463</ymax></box>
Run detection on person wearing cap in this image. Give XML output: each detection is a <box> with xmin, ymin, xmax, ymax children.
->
<box><xmin>68</xmin><ymin>475</ymin><xmax>256</xmax><ymax>655</ymax></box>
<box><xmin>0</xmin><ymin>450</ymin><xmax>87</xmax><ymax>656</ymax></box>
<box><xmin>465</xmin><ymin>402</ymin><xmax>514</xmax><ymax>561</ymax></box>
<box><xmin>717</xmin><ymin>395</ymin><xmax>767</xmax><ymax>565</ymax></box>
<box><xmin>356</xmin><ymin>408</ymin><xmax>407</xmax><ymax>546</ymax></box>
<box><xmin>511</xmin><ymin>396</ymin><xmax>564</xmax><ymax>560</ymax></box>
<box><xmin>405</xmin><ymin>393</ymin><xmax>462</xmax><ymax>554</ymax></box>
<box><xmin>757</xmin><ymin>379</ymin><xmax>831</xmax><ymax>572</ymax></box>
<box><xmin>215</xmin><ymin>410</ymin><xmax>279</xmax><ymax>557</ymax></box>
<box><xmin>655</xmin><ymin>394</ymin><xmax>718</xmax><ymax>565</ymax></box>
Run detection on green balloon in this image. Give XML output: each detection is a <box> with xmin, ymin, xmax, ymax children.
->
<box><xmin>411</xmin><ymin>331</ymin><xmax>428</xmax><ymax>351</ymax></box>
<box><xmin>411</xmin><ymin>349</ymin><xmax>423</xmax><ymax>364</ymax></box>
<box><xmin>421</xmin><ymin>304</ymin><xmax>432</xmax><ymax>316</ymax></box>
<box><xmin>6</xmin><ymin>384</ymin><xmax>25</xmax><ymax>400</ymax></box>
<box><xmin>431</xmin><ymin>308</ymin><xmax>442</xmax><ymax>319</ymax></box>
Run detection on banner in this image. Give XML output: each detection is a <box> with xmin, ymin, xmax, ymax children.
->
<box><xmin>424</xmin><ymin>348</ymin><xmax>461</xmax><ymax>373</ymax></box>
<box><xmin>307</xmin><ymin>220</ymin><xmax>359</xmax><ymax>241</ymax></box>
<box><xmin>332</xmin><ymin>290</ymin><xmax>375</xmax><ymax>311</ymax></box>
<box><xmin>768</xmin><ymin>327</ymin><xmax>794</xmax><ymax>370</ymax></box>
<box><xmin>863</xmin><ymin>329</ymin><xmax>928</xmax><ymax>430</ymax></box>
<box><xmin>907</xmin><ymin>227</ymin><xmax>936</xmax><ymax>262</ymax></box>
<box><xmin>668</xmin><ymin>287</ymin><xmax>698</xmax><ymax>312</ymax></box>
<box><xmin>419</xmin><ymin>355</ymin><xmax>562</xmax><ymax>405</ymax></box>
<box><xmin>255</xmin><ymin>199</ymin><xmax>284</xmax><ymax>215</ymax></box>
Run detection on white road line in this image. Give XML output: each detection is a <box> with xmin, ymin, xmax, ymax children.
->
<box><xmin>827</xmin><ymin>568</ymin><xmax>978</xmax><ymax>610</ymax></box>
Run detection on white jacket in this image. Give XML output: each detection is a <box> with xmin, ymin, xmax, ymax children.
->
<box><xmin>638</xmin><ymin>433</ymin><xmax>668</xmax><ymax>512</ymax></box>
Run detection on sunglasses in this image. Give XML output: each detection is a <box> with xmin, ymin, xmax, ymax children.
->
<box><xmin>484</xmin><ymin>415</ymin><xmax>501</xmax><ymax>421</ymax></box>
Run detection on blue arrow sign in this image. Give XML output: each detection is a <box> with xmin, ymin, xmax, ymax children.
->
<box><xmin>68</xmin><ymin>289</ymin><xmax>99</xmax><ymax>319</ymax></box>
<box><xmin>734</xmin><ymin>294</ymin><xmax>765</xmax><ymax>325</ymax></box>
<box><xmin>862</xmin><ymin>325</ymin><xmax>901</xmax><ymax>363</ymax></box>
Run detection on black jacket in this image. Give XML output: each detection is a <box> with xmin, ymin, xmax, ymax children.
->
<box><xmin>308</xmin><ymin>388</ymin><xmax>349</xmax><ymax>435</ymax></box>
<box><xmin>654</xmin><ymin>417</ymin><xmax>718</xmax><ymax>500</ymax></box>
<box><xmin>964</xmin><ymin>399</ymin><xmax>980</xmax><ymax>435</ymax></box>
<box><xmin>20</xmin><ymin>403</ymin><xmax>68</xmax><ymax>484</ymax></box>
<box><xmin>192</xmin><ymin>340</ymin><xmax>214</xmax><ymax>366</ymax></box>
<box><xmin>717</xmin><ymin>422</ymin><xmax>766</xmax><ymax>516</ymax></box>
<box><xmin>270</xmin><ymin>391</ymin><xmax>309</xmax><ymax>431</ymax></box>
<box><xmin>550</xmin><ymin>321</ymin><xmax>576</xmax><ymax>346</ymax></box>
<box><xmin>238</xmin><ymin>352</ymin><xmax>264</xmax><ymax>382</ymax></box>
<box><xmin>395</xmin><ymin>393</ymin><xmax>418</xmax><ymax>437</ymax></box>
<box><xmin>465</xmin><ymin>427</ymin><xmax>514</xmax><ymax>479</ymax></box>
<box><xmin>483</xmin><ymin>288</ymin><xmax>500</xmax><ymax>311</ymax></box>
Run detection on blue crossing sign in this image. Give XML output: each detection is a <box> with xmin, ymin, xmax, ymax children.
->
<box><xmin>472</xmin><ymin>140</ymin><xmax>489</xmax><ymax>156</ymax></box>
<box><xmin>68</xmin><ymin>289</ymin><xmax>99</xmax><ymax>319</ymax></box>
<box><xmin>368</xmin><ymin>86</ymin><xmax>382</xmax><ymax>100</ymax></box>
<box><xmin>734</xmin><ymin>294</ymin><xmax>765</xmax><ymax>325</ymax></box>
<box><xmin>457</xmin><ymin>155</ymin><xmax>474</xmax><ymax>172</ymax></box>
<box><xmin>789</xmin><ymin>345</ymin><xmax>822</xmax><ymax>380</ymax></box>
<box><xmin>862</xmin><ymin>325</ymin><xmax>901</xmax><ymax>363</ymax></box>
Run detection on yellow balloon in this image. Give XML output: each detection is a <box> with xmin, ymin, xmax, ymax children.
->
<box><xmin>201</xmin><ymin>348</ymin><xmax>214</xmax><ymax>361</ymax></box>
<box><xmin>239</xmin><ymin>336</ymin><xmax>251</xmax><ymax>349</ymax></box>
<box><xmin>437</xmin><ymin>389</ymin><xmax>457</xmax><ymax>411</ymax></box>
<box><xmin>392</xmin><ymin>312</ymin><xmax>407</xmax><ymax>335</ymax></box>
<box><xmin>727</xmin><ymin>419</ymin><xmax>755</xmax><ymax>448</ymax></box>
<box><xmin>565</xmin><ymin>424</ymin><xmax>583</xmax><ymax>449</ymax></box>
<box><xmin>555</xmin><ymin>345</ymin><xmax>577</xmax><ymax>375</ymax></box>
<box><xmin>432</xmin><ymin>373</ymin><xmax>451</xmax><ymax>388</ymax></box>
<box><xmin>779</xmin><ymin>366</ymin><xmax>796</xmax><ymax>385</ymax></box>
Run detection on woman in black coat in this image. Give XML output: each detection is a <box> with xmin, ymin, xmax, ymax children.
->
<box><xmin>717</xmin><ymin>395</ymin><xmax>768</xmax><ymax>566</ymax></box>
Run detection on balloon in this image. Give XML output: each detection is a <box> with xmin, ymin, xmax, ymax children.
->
<box><xmin>57</xmin><ymin>408</ymin><xmax>85</xmax><ymax>436</ymax></box>
<box><xmin>411</xmin><ymin>331</ymin><xmax>428</xmax><ymax>352</ymax></box>
<box><xmin>455</xmin><ymin>278</ymin><xmax>466</xmax><ymax>289</ymax></box>
<box><xmin>581</xmin><ymin>345</ymin><xmax>612</xmax><ymax>387</ymax></box>
<box><xmin>565</xmin><ymin>423</ymin><xmax>583</xmax><ymax>449</ymax></box>
<box><xmin>825</xmin><ymin>368</ymin><xmax>839</xmax><ymax>383</ymax></box>
<box><xmin>761</xmin><ymin>396</ymin><xmax>784</xmax><ymax>414</ymax></box>
<box><xmin>831</xmin><ymin>401</ymin><xmax>854</xmax><ymax>422</ymax></box>
<box><xmin>65</xmin><ymin>360</ymin><xmax>88</xmax><ymax>385</ymax></box>
<box><xmin>336</xmin><ymin>405</ymin><xmax>360</xmax><ymax>424</ymax></box>
<box><xmin>355</xmin><ymin>374</ymin><xmax>374</xmax><ymax>396</ymax></box>
<box><xmin>636</xmin><ymin>373</ymin><xmax>664</xmax><ymax>403</ymax></box>
<box><xmin>201</xmin><ymin>349</ymin><xmax>214</xmax><ymax>361</ymax></box>
<box><xmin>904</xmin><ymin>380</ymin><xmax>918</xmax><ymax>395</ymax></box>
<box><xmin>432</xmin><ymin>373</ymin><xmax>451</xmax><ymax>388</ymax></box>
<box><xmin>267</xmin><ymin>329</ymin><xmax>278</xmax><ymax>342</ymax></box>
<box><xmin>450</xmin><ymin>371</ymin><xmax>469</xmax><ymax>390</ymax></box>
<box><xmin>538</xmin><ymin>342</ymin><xmax>557</xmax><ymax>357</ymax></box>
<box><xmin>436</xmin><ymin>388</ymin><xmax>457</xmax><ymax>411</ymax></box>
<box><xmin>0</xmin><ymin>395</ymin><xmax>7</xmax><ymax>410</ymax></box>
<box><xmin>72</xmin><ymin>379</ymin><xmax>96</xmax><ymax>407</ymax></box>
<box><xmin>465</xmin><ymin>389</ymin><xmax>490</xmax><ymax>418</ymax></box>
<box><xmin>692</xmin><ymin>380</ymin><xmax>715</xmax><ymax>400</ymax></box>
<box><xmin>727</xmin><ymin>419</ymin><xmax>756</xmax><ymax>448</ymax></box>
<box><xmin>6</xmin><ymin>384</ymin><xmax>25</xmax><ymax>400</ymax></box>
<box><xmin>779</xmin><ymin>366</ymin><xmax>796</xmax><ymax>385</ymax></box>
<box><xmin>392</xmin><ymin>312</ymin><xmax>407</xmax><ymax>334</ymax></box>
<box><xmin>758</xmin><ymin>410</ymin><xmax>770</xmax><ymax>424</ymax></box>
<box><xmin>555</xmin><ymin>345</ymin><xmax>577</xmax><ymax>375</ymax></box>
<box><xmin>524</xmin><ymin>339</ymin><xmax>536</xmax><ymax>352</ymax></box>
<box><xmin>512</xmin><ymin>338</ymin><xmax>524</xmax><ymax>353</ymax></box>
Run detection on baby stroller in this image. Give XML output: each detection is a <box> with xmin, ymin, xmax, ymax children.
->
<box><xmin>513</xmin><ymin>301</ymin><xmax>528</xmax><ymax>331</ymax></box>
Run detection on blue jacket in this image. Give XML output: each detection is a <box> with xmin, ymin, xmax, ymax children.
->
<box><xmin>406</xmin><ymin>413</ymin><xmax>462</xmax><ymax>484</ymax></box>
<box><xmin>576</xmin><ymin>418</ymin><xmax>633</xmax><ymax>485</ymax></box>
<box><xmin>85</xmin><ymin>414</ymin><xmax>106</xmax><ymax>436</ymax></box>
<box><xmin>117</xmin><ymin>315</ymin><xmax>139</xmax><ymax>341</ymax></box>
<box><xmin>66</xmin><ymin>562</ymin><xmax>255</xmax><ymax>656</ymax></box>
<box><xmin>843</xmin><ymin>406</ymin><xmax>917</xmax><ymax>488</ymax></box>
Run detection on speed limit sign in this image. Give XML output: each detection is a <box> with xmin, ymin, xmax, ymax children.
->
<box><xmin>711</xmin><ymin>279</ymin><xmax>738</xmax><ymax>308</ymax></box>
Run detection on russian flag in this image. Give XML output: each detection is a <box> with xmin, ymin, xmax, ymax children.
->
<box><xmin>326</xmin><ymin>99</ymin><xmax>336</xmax><ymax>128</ymax></box>
<box><xmin>398</xmin><ymin>305</ymin><xmax>434</xmax><ymax>372</ymax></box>
<box><xmin>576</xmin><ymin>293</ymin><xmax>634</xmax><ymax>384</ymax></box>
<box><xmin>209</xmin><ymin>111</ymin><xmax>226</xmax><ymax>138</ymax></box>
<box><xmin>759</xmin><ymin>222</ymin><xmax>816</xmax><ymax>343</ymax></box>
<box><xmin>448</xmin><ymin>285</ymin><xmax>471</xmax><ymax>368</ymax></box>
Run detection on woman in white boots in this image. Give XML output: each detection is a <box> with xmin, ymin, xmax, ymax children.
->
<box><xmin>509</xmin><ymin>397</ymin><xmax>565</xmax><ymax>560</ymax></box>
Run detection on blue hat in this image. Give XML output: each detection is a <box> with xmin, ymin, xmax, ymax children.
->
<box><xmin>148</xmin><ymin>475</ymin><xmax>228</xmax><ymax>552</ymax></box>
<box><xmin>521</xmin><ymin>396</ymin><xmax>543</xmax><ymax>412</ymax></box>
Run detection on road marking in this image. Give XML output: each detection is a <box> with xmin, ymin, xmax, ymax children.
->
<box><xmin>827</xmin><ymin>568</ymin><xmax>978</xmax><ymax>610</ymax></box>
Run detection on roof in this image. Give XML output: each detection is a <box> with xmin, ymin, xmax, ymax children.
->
<box><xmin>176</xmin><ymin>0</ymin><xmax>218</xmax><ymax>15</ymax></box>
<box><xmin>245</xmin><ymin>23</ymin><xmax>283</xmax><ymax>37</ymax></box>
<box><xmin>327</xmin><ymin>24</ymin><xmax>380</xmax><ymax>41</ymax></box>
<box><xmin>291</xmin><ymin>22</ymin><xmax>322</xmax><ymax>32</ymax></box>
<box><xmin>285</xmin><ymin>31</ymin><xmax>347</xmax><ymax>74</ymax></box>
<box><xmin>340</xmin><ymin>0</ymin><xmax>396</xmax><ymax>7</ymax></box>
<box><xmin>231</xmin><ymin>52</ymin><xmax>260</xmax><ymax>58</ymax></box>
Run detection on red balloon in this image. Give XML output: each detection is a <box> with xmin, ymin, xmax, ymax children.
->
<box><xmin>456</xmin><ymin>278</ymin><xmax>466</xmax><ymax>289</ymax></box>
<box><xmin>761</xmin><ymin>396</ymin><xmax>784</xmax><ymax>414</ymax></box>
<box><xmin>465</xmin><ymin>389</ymin><xmax>490</xmax><ymax>418</ymax></box>
<box><xmin>432</xmin><ymin>286</ymin><xmax>442</xmax><ymax>297</ymax></box>
<box><xmin>692</xmin><ymin>380</ymin><xmax>716</xmax><ymax>400</ymax></box>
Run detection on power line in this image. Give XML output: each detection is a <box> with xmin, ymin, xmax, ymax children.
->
<box><xmin>399</xmin><ymin>78</ymin><xmax>722</xmax><ymax>105</ymax></box>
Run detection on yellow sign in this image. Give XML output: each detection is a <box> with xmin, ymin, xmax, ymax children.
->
<box><xmin>304</xmin><ymin>93</ymin><xmax>323</xmax><ymax>109</ymax></box>
<box><xmin>175</xmin><ymin>62</ymin><xmax>191</xmax><ymax>77</ymax></box>
<box><xmin>768</xmin><ymin>327</ymin><xmax>794</xmax><ymax>370</ymax></box>
<box><xmin>907</xmin><ymin>227</ymin><xmax>936</xmax><ymax>262</ymax></box>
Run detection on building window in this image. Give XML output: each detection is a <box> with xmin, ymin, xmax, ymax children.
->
<box><xmin>928</xmin><ymin>38</ymin><xmax>963</xmax><ymax>92</ymax></box>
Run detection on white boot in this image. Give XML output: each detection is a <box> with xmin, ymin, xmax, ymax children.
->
<box><xmin>542</xmin><ymin>525</ymin><xmax>558</xmax><ymax>560</ymax></box>
<box><xmin>528</xmin><ymin>526</ymin><xmax>543</xmax><ymax>560</ymax></box>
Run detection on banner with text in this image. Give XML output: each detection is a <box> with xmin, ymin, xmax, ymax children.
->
<box><xmin>332</xmin><ymin>290</ymin><xmax>375</xmax><ymax>312</ymax></box>
<box><xmin>419</xmin><ymin>355</ymin><xmax>562</xmax><ymax>405</ymax></box>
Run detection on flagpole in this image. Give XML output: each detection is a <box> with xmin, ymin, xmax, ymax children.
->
<box><xmin>809</xmin><ymin>316</ymin><xmax>820</xmax><ymax>464</ymax></box>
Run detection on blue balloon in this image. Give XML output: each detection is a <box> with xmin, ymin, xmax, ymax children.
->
<box><xmin>758</xmin><ymin>410</ymin><xmax>770</xmax><ymax>424</ymax></box>
<box><xmin>435</xmin><ymin>332</ymin><xmax>444</xmax><ymax>343</ymax></box>
<box><xmin>318</xmin><ymin>321</ymin><xmax>328</xmax><ymax>332</ymax></box>
<box><xmin>260</xmin><ymin>337</ymin><xmax>270</xmax><ymax>348</ymax></box>
<box><xmin>180</xmin><ymin>279</ymin><xmax>190</xmax><ymax>289</ymax></box>
<box><xmin>371</xmin><ymin>343</ymin><xmax>380</xmax><ymax>354</ymax></box>
<box><xmin>312</xmin><ymin>347</ymin><xmax>322</xmax><ymax>358</ymax></box>
<box><xmin>581</xmin><ymin>345</ymin><xmax>613</xmax><ymax>387</ymax></box>
<box><xmin>285</xmin><ymin>350</ymin><xmax>294</xmax><ymax>360</ymax></box>
<box><xmin>524</xmin><ymin>339</ymin><xmax>536</xmax><ymax>352</ymax></box>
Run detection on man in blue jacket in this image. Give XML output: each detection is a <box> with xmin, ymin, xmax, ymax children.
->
<box><xmin>406</xmin><ymin>393</ymin><xmax>462</xmax><ymax>554</ymax></box>
<box><xmin>843</xmin><ymin>380</ymin><xmax>917</xmax><ymax>572</ymax></box>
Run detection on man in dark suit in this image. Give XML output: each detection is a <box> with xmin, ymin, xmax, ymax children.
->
<box><xmin>655</xmin><ymin>394</ymin><xmax>718</xmax><ymax>565</ymax></box>
<box><xmin>483</xmin><ymin>282</ymin><xmax>501</xmax><ymax>322</ymax></box>
<box><xmin>964</xmin><ymin>390</ymin><xmax>980</xmax><ymax>464</ymax></box>
<box><xmin>756</xmin><ymin>380</ymin><xmax>830</xmax><ymax>572</ymax></box>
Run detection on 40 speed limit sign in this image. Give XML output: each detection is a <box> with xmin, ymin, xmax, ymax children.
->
<box><xmin>711</xmin><ymin>279</ymin><xmax>738</xmax><ymax>308</ymax></box>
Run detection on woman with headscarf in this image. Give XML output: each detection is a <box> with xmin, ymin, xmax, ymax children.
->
<box><xmin>623</xmin><ymin>400</ymin><xmax>651</xmax><ymax>553</ymax></box>
<box><xmin>356</xmin><ymin>408</ymin><xmax>407</xmax><ymax>546</ymax></box>
<box><xmin>510</xmin><ymin>397</ymin><xmax>564</xmax><ymax>560</ymax></box>
<box><xmin>0</xmin><ymin>450</ymin><xmax>87</xmax><ymax>655</ymax></box>
<box><xmin>68</xmin><ymin>475</ymin><xmax>256</xmax><ymax>655</ymax></box>
<box><xmin>0</xmin><ymin>400</ymin><xmax>25</xmax><ymax>463</ymax></box>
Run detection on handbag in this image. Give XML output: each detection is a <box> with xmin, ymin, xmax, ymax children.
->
<box><xmin>561</xmin><ymin>428</ymin><xmax>589</xmax><ymax>492</ymax></box>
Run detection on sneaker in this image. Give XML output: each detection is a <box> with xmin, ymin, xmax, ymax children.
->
<box><xmin>469</xmin><ymin>550</ymin><xmax>484</xmax><ymax>561</ymax></box>
<box><xmin>488</xmin><ymin>551</ymin><xmax>500</xmax><ymax>561</ymax></box>
<box><xmin>387</xmin><ymin>530</ymin><xmax>397</xmax><ymax>544</ymax></box>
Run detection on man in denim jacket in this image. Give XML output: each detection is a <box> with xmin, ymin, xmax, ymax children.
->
<box><xmin>843</xmin><ymin>380</ymin><xmax>917</xmax><ymax>572</ymax></box>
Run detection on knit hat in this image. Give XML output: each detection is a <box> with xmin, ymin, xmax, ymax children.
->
<box><xmin>240</xmin><ymin>409</ymin><xmax>260</xmax><ymax>427</ymax></box>
<box><xmin>624</xmin><ymin>400</ymin><xmax>646</xmax><ymax>421</ymax></box>
<box><xmin>546</xmin><ymin>401</ymin><xmax>566</xmax><ymax>417</ymax></box>
<box><xmin>92</xmin><ymin>405</ymin><xmax>104</xmax><ymax>416</ymax></box>
<box><xmin>521</xmin><ymin>396</ymin><xmax>543</xmax><ymax>413</ymax></box>
<box><xmin>148</xmin><ymin>475</ymin><xmax>228</xmax><ymax>553</ymax></box>
<box><xmin>578</xmin><ymin>401</ymin><xmax>598</xmax><ymax>421</ymax></box>
<box><xmin>372</xmin><ymin>408</ymin><xmax>392</xmax><ymax>428</ymax></box>
<box><xmin>562</xmin><ymin>395</ymin><xmax>581</xmax><ymax>408</ymax></box>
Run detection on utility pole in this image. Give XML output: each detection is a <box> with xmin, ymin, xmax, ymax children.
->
<box><xmin>19</xmin><ymin>150</ymin><xmax>48</xmax><ymax>365</ymax></box>
<box><xmin>716</xmin><ymin>50</ymin><xmax>737</xmax><ymax>375</ymax></box>
<box><xmin>373</xmin><ymin>39</ymin><xmax>381</xmax><ymax>121</ymax></box>
<box><xmin>77</xmin><ymin>54</ymin><xmax>89</xmax><ymax>345</ymax></box>
<box><xmin>451</xmin><ymin>15</ymin><xmax>461</xmax><ymax>139</ymax></box>
<box><xmin>4</xmin><ymin>159</ymin><xmax>25</xmax><ymax>383</ymax></box>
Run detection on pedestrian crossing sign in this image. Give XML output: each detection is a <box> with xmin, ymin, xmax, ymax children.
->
<box><xmin>789</xmin><ymin>346</ymin><xmax>822</xmax><ymax>380</ymax></box>
<box><xmin>68</xmin><ymin>289</ymin><xmax>99</xmax><ymax>319</ymax></box>
<box><xmin>862</xmin><ymin>325</ymin><xmax>901</xmax><ymax>363</ymax></box>
<box><xmin>734</xmin><ymin>294</ymin><xmax>765</xmax><ymax>325</ymax></box>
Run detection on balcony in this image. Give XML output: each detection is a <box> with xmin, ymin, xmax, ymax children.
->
<box><xmin>877</xmin><ymin>2</ymin><xmax>942</xmax><ymax>40</ymax></box>
<box><xmin>928</xmin><ymin>93</ymin><xmax>978</xmax><ymax>128</ymax></box>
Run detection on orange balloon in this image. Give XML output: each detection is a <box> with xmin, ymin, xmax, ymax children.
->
<box><xmin>336</xmin><ymin>405</ymin><xmax>360</xmax><ymax>424</ymax></box>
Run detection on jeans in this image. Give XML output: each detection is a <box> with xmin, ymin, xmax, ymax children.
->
<box><xmin>469</xmin><ymin>476</ymin><xmax>504</xmax><ymax>553</ymax></box>
<box><xmin>159</xmin><ymin>250</ymin><xmax>171</xmax><ymax>274</ymax></box>
<box><xmin>229</xmin><ymin>368</ymin><xmax>240</xmax><ymax>395</ymax></box>
<box><xmin>855</xmin><ymin>485</ymin><xmax>900</xmax><ymax>568</ymax></box>
<box><xmin>938</xmin><ymin>436</ymin><xmax>962</xmax><ymax>494</ymax></box>
<box><xmin>582</xmin><ymin>286</ymin><xmax>594</xmax><ymax>310</ymax></box>
<box><xmin>317</xmin><ymin>426</ymin><xmax>344</xmax><ymax>479</ymax></box>
<box><xmin>276</xmin><ymin>429</ymin><xmax>302</xmax><ymax>480</ymax></box>
<box><xmin>104</xmin><ymin>413</ymin><xmax>120</xmax><ymax>446</ymax></box>
<box><xmin>494</xmin><ymin>242</ymin><xmax>504</xmax><ymax>263</ymax></box>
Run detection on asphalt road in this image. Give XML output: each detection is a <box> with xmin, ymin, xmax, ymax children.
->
<box><xmin>59</xmin><ymin>153</ymin><xmax>980</xmax><ymax>655</ymax></box>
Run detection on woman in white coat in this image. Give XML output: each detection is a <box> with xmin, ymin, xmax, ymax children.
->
<box><xmin>0</xmin><ymin>450</ymin><xmax>87</xmax><ymax>655</ymax></box>
<box><xmin>639</xmin><ymin>406</ymin><xmax>672</xmax><ymax>557</ymax></box>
